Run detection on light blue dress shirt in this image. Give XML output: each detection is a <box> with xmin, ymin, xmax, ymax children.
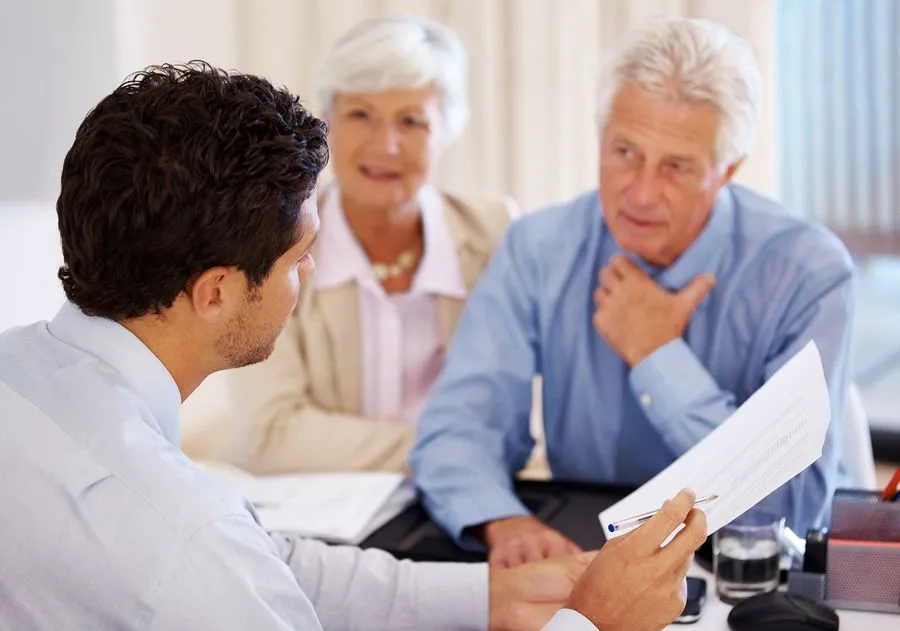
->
<box><xmin>0</xmin><ymin>303</ymin><xmax>513</xmax><ymax>631</ymax></box>
<box><xmin>410</xmin><ymin>185</ymin><xmax>855</xmax><ymax>544</ymax></box>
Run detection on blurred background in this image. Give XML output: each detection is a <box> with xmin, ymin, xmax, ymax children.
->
<box><xmin>1</xmin><ymin>0</ymin><xmax>897</xmax><ymax>461</ymax></box>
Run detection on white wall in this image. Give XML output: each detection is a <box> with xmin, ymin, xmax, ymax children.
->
<box><xmin>229</xmin><ymin>0</ymin><xmax>779</xmax><ymax>208</ymax></box>
<box><xmin>112</xmin><ymin>0</ymin><xmax>240</xmax><ymax>77</ymax></box>
<box><xmin>0</xmin><ymin>0</ymin><xmax>120</xmax><ymax>204</ymax></box>
<box><xmin>0</xmin><ymin>203</ymin><xmax>65</xmax><ymax>333</ymax></box>
<box><xmin>0</xmin><ymin>0</ymin><xmax>122</xmax><ymax>330</ymax></box>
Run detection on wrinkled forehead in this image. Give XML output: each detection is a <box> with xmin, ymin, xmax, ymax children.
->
<box><xmin>604</xmin><ymin>88</ymin><xmax>721</xmax><ymax>161</ymax></box>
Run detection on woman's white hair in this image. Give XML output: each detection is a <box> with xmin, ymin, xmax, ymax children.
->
<box><xmin>317</xmin><ymin>14</ymin><xmax>469</xmax><ymax>145</ymax></box>
<box><xmin>596</xmin><ymin>16</ymin><xmax>763</xmax><ymax>171</ymax></box>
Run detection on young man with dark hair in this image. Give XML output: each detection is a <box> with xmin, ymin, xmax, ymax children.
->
<box><xmin>0</xmin><ymin>62</ymin><xmax>706</xmax><ymax>631</ymax></box>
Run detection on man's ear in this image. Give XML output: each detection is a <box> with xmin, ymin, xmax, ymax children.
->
<box><xmin>188</xmin><ymin>266</ymin><xmax>243</xmax><ymax>323</ymax></box>
<box><xmin>722</xmin><ymin>156</ymin><xmax>746</xmax><ymax>185</ymax></box>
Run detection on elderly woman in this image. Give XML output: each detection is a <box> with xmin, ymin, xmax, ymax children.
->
<box><xmin>226</xmin><ymin>14</ymin><xmax>518</xmax><ymax>473</ymax></box>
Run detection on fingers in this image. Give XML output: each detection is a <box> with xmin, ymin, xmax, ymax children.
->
<box><xmin>490</xmin><ymin>532</ymin><xmax>582</xmax><ymax>568</ymax></box>
<box><xmin>594</xmin><ymin>264</ymin><xmax>617</xmax><ymax>308</ymax></box>
<box><xmin>609</xmin><ymin>253</ymin><xmax>643</xmax><ymax>279</ymax></box>
<box><xmin>572</xmin><ymin>550</ymin><xmax>599</xmax><ymax>567</ymax></box>
<box><xmin>489</xmin><ymin>539</ymin><xmax>521</xmax><ymax>568</ymax></box>
<box><xmin>631</xmin><ymin>488</ymin><xmax>696</xmax><ymax>555</ymax></box>
<box><xmin>523</xmin><ymin>540</ymin><xmax>550</xmax><ymax>565</ymax></box>
<box><xmin>593</xmin><ymin>286</ymin><xmax>610</xmax><ymax>307</ymax></box>
<box><xmin>599</xmin><ymin>265</ymin><xmax>622</xmax><ymax>290</ymax></box>
<box><xmin>536</xmin><ymin>532</ymin><xmax>580</xmax><ymax>564</ymax></box>
<box><xmin>674</xmin><ymin>553</ymin><xmax>694</xmax><ymax>580</ymax></box>
<box><xmin>490</xmin><ymin>540</ymin><xmax>545</xmax><ymax>568</ymax></box>
<box><xmin>533</xmin><ymin>548</ymin><xmax>596</xmax><ymax>593</ymax></box>
<box><xmin>676</xmin><ymin>273</ymin><xmax>716</xmax><ymax>313</ymax></box>
<box><xmin>551</xmin><ymin>537</ymin><xmax>582</xmax><ymax>559</ymax></box>
<box><xmin>597</xmin><ymin>256</ymin><xmax>633</xmax><ymax>297</ymax></box>
<box><xmin>659</xmin><ymin>508</ymin><xmax>708</xmax><ymax>567</ymax></box>
<box><xmin>674</xmin><ymin>577</ymin><xmax>690</xmax><ymax>613</ymax></box>
<box><xmin>509</xmin><ymin>544</ymin><xmax>532</xmax><ymax>568</ymax></box>
<box><xmin>489</xmin><ymin>546</ymin><xmax>520</xmax><ymax>569</ymax></box>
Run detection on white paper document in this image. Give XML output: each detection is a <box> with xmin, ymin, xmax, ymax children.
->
<box><xmin>600</xmin><ymin>340</ymin><xmax>832</xmax><ymax>538</ymax></box>
<box><xmin>198</xmin><ymin>461</ymin><xmax>415</xmax><ymax>545</ymax></box>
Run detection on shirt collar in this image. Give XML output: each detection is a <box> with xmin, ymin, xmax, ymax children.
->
<box><xmin>410</xmin><ymin>186</ymin><xmax>466</xmax><ymax>298</ymax></box>
<box><xmin>313</xmin><ymin>184</ymin><xmax>372</xmax><ymax>290</ymax></box>
<box><xmin>603</xmin><ymin>187</ymin><xmax>735</xmax><ymax>291</ymax></box>
<box><xmin>655</xmin><ymin>187</ymin><xmax>734</xmax><ymax>290</ymax></box>
<box><xmin>48</xmin><ymin>302</ymin><xmax>182</xmax><ymax>447</ymax></box>
<box><xmin>314</xmin><ymin>184</ymin><xmax>466</xmax><ymax>298</ymax></box>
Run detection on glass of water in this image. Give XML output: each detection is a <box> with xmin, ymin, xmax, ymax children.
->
<box><xmin>713</xmin><ymin>509</ymin><xmax>784</xmax><ymax>604</ymax></box>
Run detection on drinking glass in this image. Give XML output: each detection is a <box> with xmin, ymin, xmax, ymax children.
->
<box><xmin>713</xmin><ymin>509</ymin><xmax>784</xmax><ymax>604</ymax></box>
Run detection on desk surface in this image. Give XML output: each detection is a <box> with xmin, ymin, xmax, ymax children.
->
<box><xmin>362</xmin><ymin>480</ymin><xmax>899</xmax><ymax>629</ymax></box>
<box><xmin>681</xmin><ymin>566</ymin><xmax>897</xmax><ymax>630</ymax></box>
<box><xmin>361</xmin><ymin>479</ymin><xmax>633</xmax><ymax>562</ymax></box>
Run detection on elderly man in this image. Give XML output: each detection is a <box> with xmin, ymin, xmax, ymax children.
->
<box><xmin>410</xmin><ymin>16</ymin><xmax>854</xmax><ymax>567</ymax></box>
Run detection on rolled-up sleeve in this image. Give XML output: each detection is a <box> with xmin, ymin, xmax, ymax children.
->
<box><xmin>273</xmin><ymin>534</ymin><xmax>489</xmax><ymax>631</ymax></box>
<box><xmin>150</xmin><ymin>511</ymin><xmax>489</xmax><ymax>631</ymax></box>
<box><xmin>149</xmin><ymin>514</ymin><xmax>321</xmax><ymax>630</ymax></box>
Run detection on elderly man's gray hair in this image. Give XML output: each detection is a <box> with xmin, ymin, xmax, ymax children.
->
<box><xmin>597</xmin><ymin>16</ymin><xmax>763</xmax><ymax>171</ymax></box>
<box><xmin>317</xmin><ymin>13</ymin><xmax>469</xmax><ymax>145</ymax></box>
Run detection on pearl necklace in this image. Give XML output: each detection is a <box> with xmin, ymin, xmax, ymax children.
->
<box><xmin>372</xmin><ymin>249</ymin><xmax>418</xmax><ymax>282</ymax></box>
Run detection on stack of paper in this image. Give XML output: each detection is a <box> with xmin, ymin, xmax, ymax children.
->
<box><xmin>198</xmin><ymin>461</ymin><xmax>416</xmax><ymax>545</ymax></box>
<box><xmin>600</xmin><ymin>340</ymin><xmax>832</xmax><ymax>537</ymax></box>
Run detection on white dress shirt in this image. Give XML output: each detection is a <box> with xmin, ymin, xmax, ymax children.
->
<box><xmin>0</xmin><ymin>303</ymin><xmax>486</xmax><ymax>630</ymax></box>
<box><xmin>315</xmin><ymin>184</ymin><xmax>467</xmax><ymax>423</ymax></box>
<box><xmin>0</xmin><ymin>303</ymin><xmax>594</xmax><ymax>631</ymax></box>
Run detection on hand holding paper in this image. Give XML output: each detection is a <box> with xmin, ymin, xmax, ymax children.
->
<box><xmin>600</xmin><ymin>340</ymin><xmax>832</xmax><ymax>537</ymax></box>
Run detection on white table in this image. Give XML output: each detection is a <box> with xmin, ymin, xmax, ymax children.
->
<box><xmin>668</xmin><ymin>566</ymin><xmax>898</xmax><ymax>630</ymax></box>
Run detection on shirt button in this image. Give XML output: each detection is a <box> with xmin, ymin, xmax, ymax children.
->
<box><xmin>640</xmin><ymin>393</ymin><xmax>652</xmax><ymax>408</ymax></box>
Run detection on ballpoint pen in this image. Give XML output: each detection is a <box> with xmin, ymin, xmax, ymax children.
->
<box><xmin>607</xmin><ymin>494</ymin><xmax>719</xmax><ymax>533</ymax></box>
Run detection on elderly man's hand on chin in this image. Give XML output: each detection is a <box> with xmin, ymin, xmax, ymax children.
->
<box><xmin>488</xmin><ymin>488</ymin><xmax>708</xmax><ymax>631</ymax></box>
<box><xmin>593</xmin><ymin>254</ymin><xmax>716</xmax><ymax>367</ymax></box>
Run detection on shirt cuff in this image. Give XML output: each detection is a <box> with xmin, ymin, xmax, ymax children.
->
<box><xmin>628</xmin><ymin>338</ymin><xmax>720</xmax><ymax>450</ymax></box>
<box><xmin>413</xmin><ymin>562</ymin><xmax>489</xmax><ymax>631</ymax></box>
<box><xmin>540</xmin><ymin>608</ymin><xmax>598</xmax><ymax>631</ymax></box>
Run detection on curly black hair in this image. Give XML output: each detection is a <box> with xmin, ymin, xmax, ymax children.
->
<box><xmin>56</xmin><ymin>61</ymin><xmax>329</xmax><ymax>319</ymax></box>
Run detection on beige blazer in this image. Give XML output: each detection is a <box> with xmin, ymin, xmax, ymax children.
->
<box><xmin>226</xmin><ymin>191</ymin><xmax>519</xmax><ymax>474</ymax></box>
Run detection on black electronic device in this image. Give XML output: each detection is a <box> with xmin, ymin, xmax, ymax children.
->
<box><xmin>673</xmin><ymin>577</ymin><xmax>707</xmax><ymax>624</ymax></box>
<box><xmin>727</xmin><ymin>592</ymin><xmax>839</xmax><ymax>631</ymax></box>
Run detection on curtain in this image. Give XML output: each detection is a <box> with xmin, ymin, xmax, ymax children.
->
<box><xmin>779</xmin><ymin>0</ymin><xmax>900</xmax><ymax>255</ymax></box>
<box><xmin>115</xmin><ymin>0</ymin><xmax>778</xmax><ymax>212</ymax></box>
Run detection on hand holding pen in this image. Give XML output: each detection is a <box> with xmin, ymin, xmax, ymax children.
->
<box><xmin>608</xmin><ymin>494</ymin><xmax>719</xmax><ymax>534</ymax></box>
